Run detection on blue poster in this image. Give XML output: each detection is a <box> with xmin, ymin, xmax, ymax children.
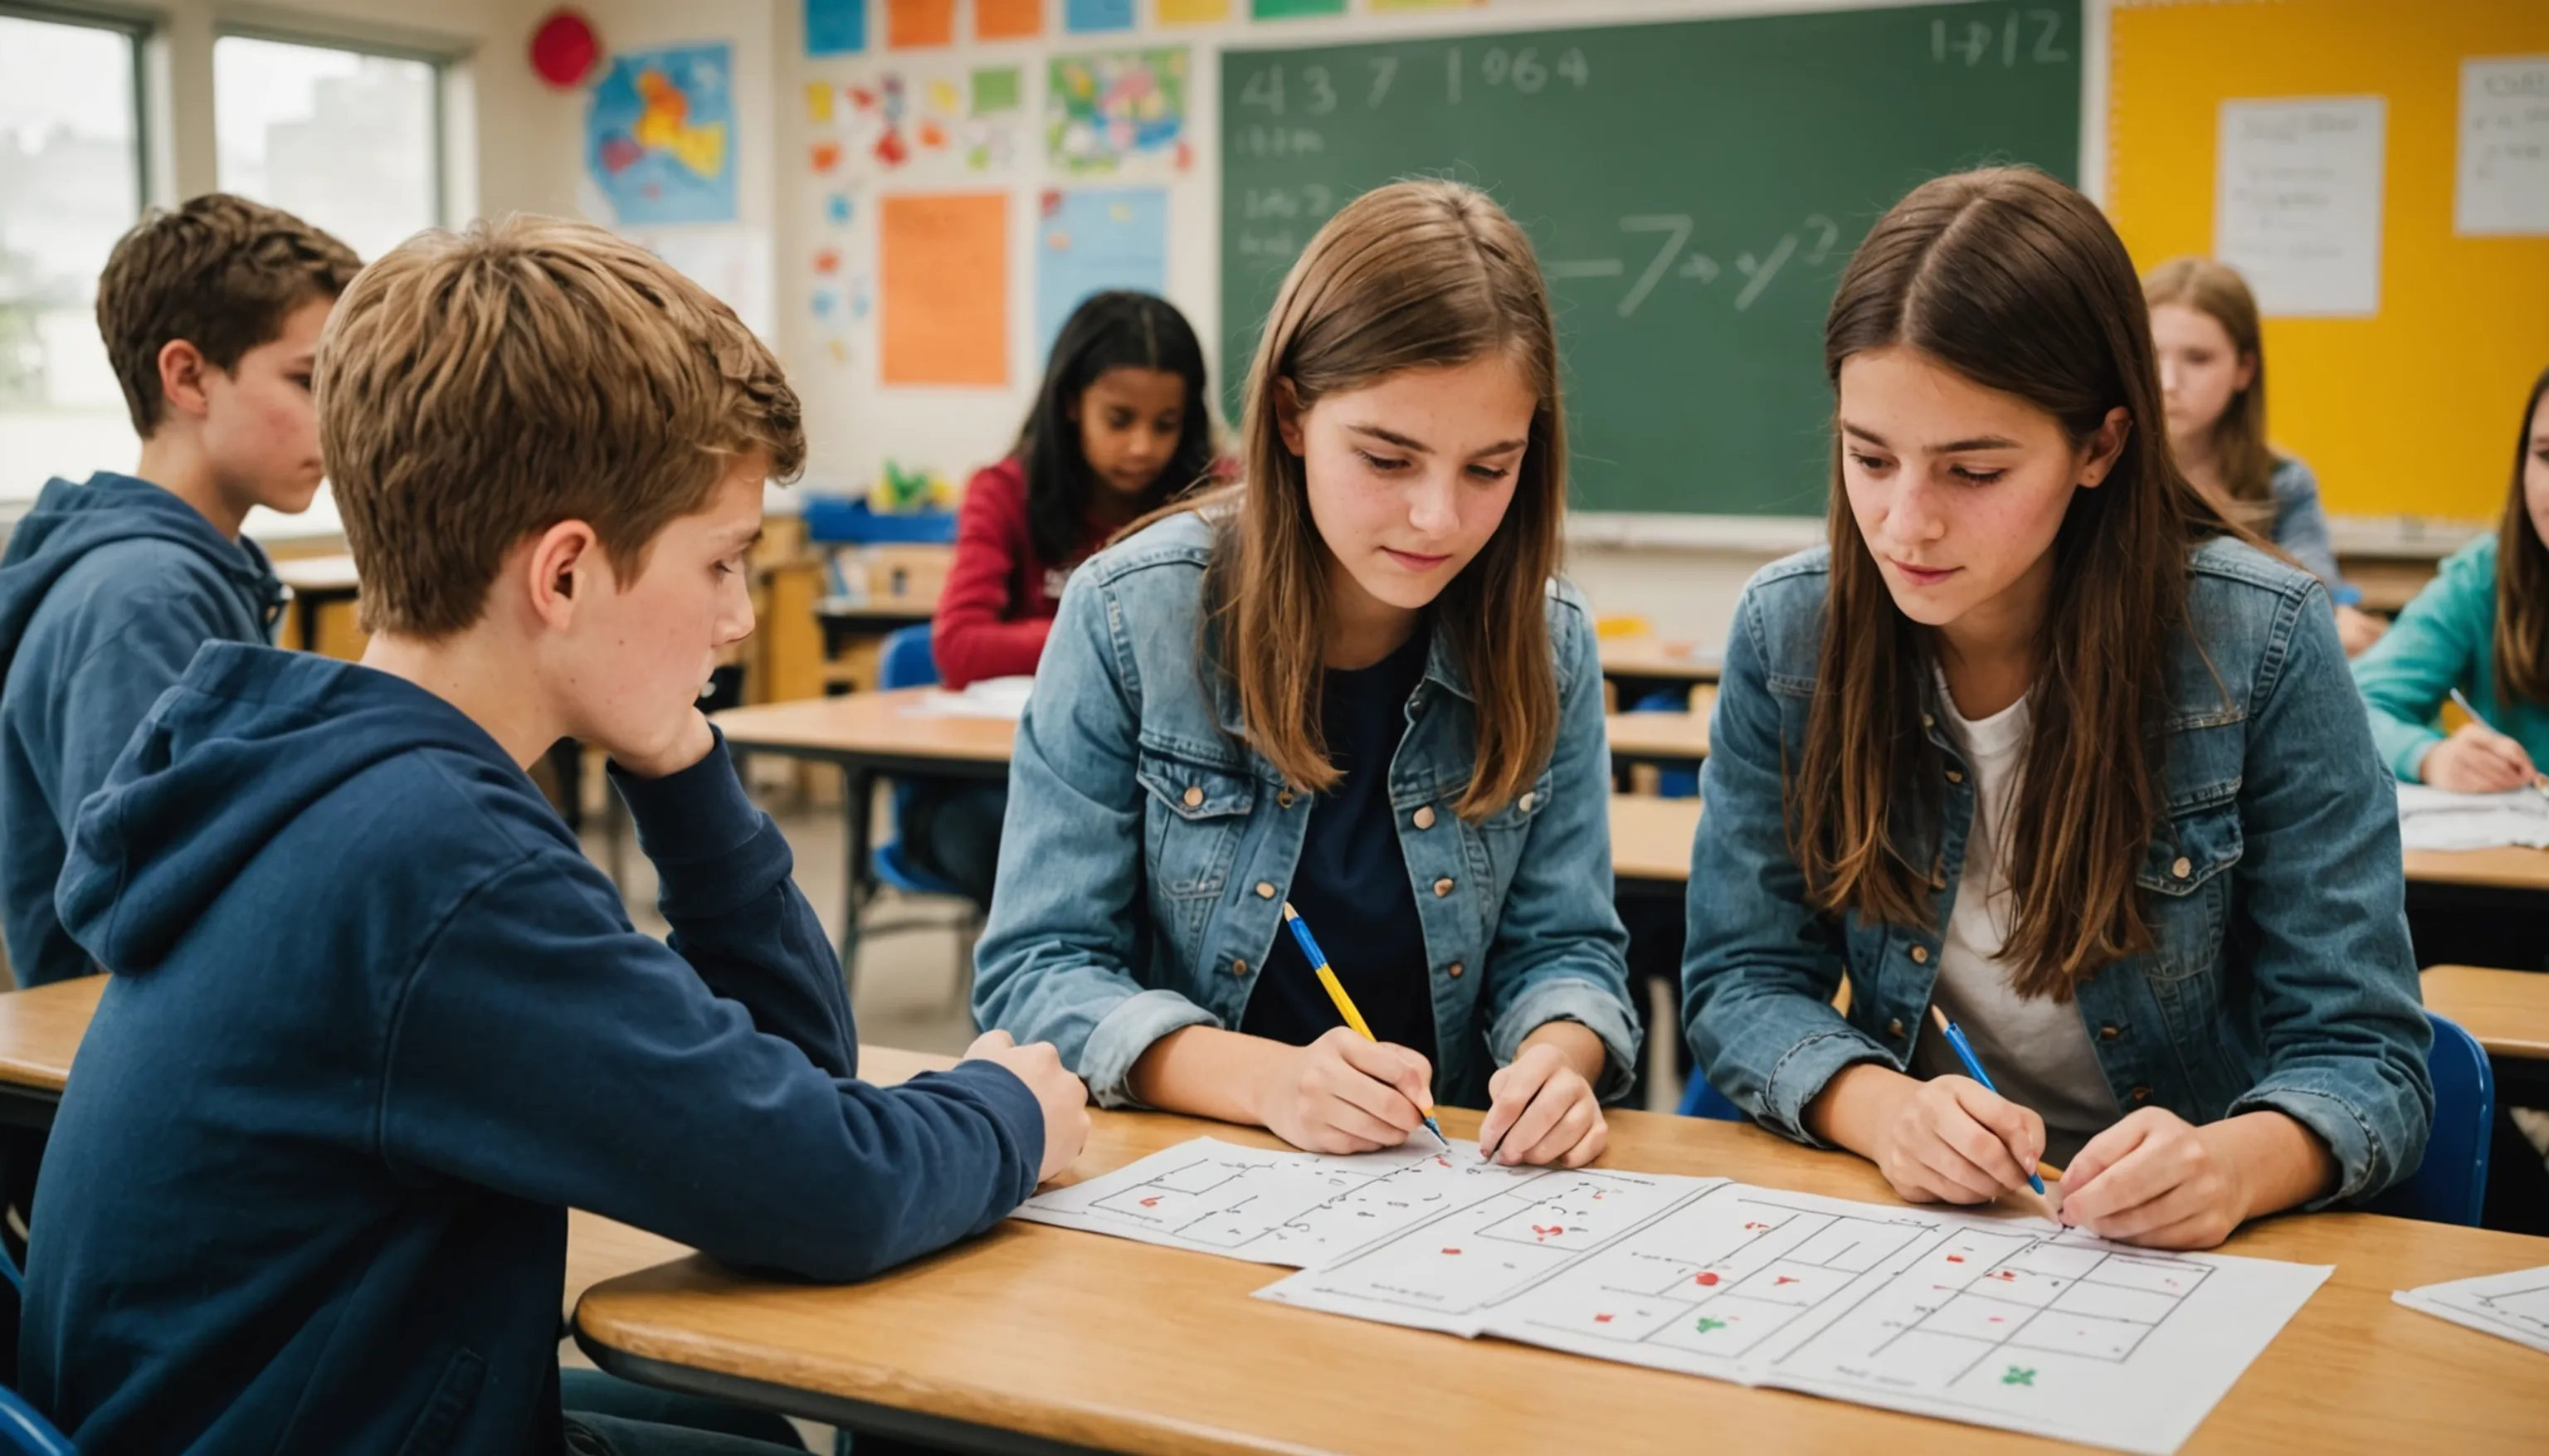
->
<box><xmin>586</xmin><ymin>45</ymin><xmax>739</xmax><ymax>226</ymax></box>
<box><xmin>805</xmin><ymin>0</ymin><xmax>867</xmax><ymax>57</ymax></box>
<box><xmin>1065</xmin><ymin>0</ymin><xmax>1136</xmax><ymax>34</ymax></box>
<box><xmin>1036</xmin><ymin>187</ymin><xmax>1168</xmax><ymax>362</ymax></box>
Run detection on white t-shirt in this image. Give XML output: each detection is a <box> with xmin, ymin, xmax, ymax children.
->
<box><xmin>1908</xmin><ymin>682</ymin><xmax>2123</xmax><ymax>1165</ymax></box>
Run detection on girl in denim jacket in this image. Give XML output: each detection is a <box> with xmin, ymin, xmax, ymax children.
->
<box><xmin>973</xmin><ymin>181</ymin><xmax>1640</xmax><ymax>1167</ymax></box>
<box><xmin>1683</xmin><ymin>168</ymin><xmax>2430</xmax><ymax>1249</ymax></box>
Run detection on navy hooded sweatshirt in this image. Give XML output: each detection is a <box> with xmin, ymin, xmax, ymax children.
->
<box><xmin>18</xmin><ymin>644</ymin><xmax>1046</xmax><ymax>1454</ymax></box>
<box><xmin>0</xmin><ymin>471</ymin><xmax>285</xmax><ymax>987</ymax></box>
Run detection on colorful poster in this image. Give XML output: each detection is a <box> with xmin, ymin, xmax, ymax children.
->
<box><xmin>887</xmin><ymin>0</ymin><xmax>955</xmax><ymax>47</ymax></box>
<box><xmin>1158</xmin><ymin>0</ymin><xmax>1232</xmax><ymax>22</ymax></box>
<box><xmin>1252</xmin><ymin>0</ymin><xmax>1345</xmax><ymax>16</ymax></box>
<box><xmin>977</xmin><ymin>0</ymin><xmax>1045</xmax><ymax>40</ymax></box>
<box><xmin>1065</xmin><ymin>0</ymin><xmax>1135</xmax><ymax>32</ymax></box>
<box><xmin>1046</xmin><ymin>49</ymin><xmax>1189</xmax><ymax>175</ymax></box>
<box><xmin>806</xmin><ymin>0</ymin><xmax>868</xmax><ymax>57</ymax></box>
<box><xmin>881</xmin><ymin>192</ymin><xmax>1008</xmax><ymax>385</ymax></box>
<box><xmin>973</xmin><ymin>66</ymin><xmax>1023</xmax><ymax>114</ymax></box>
<box><xmin>586</xmin><ymin>46</ymin><xmax>738</xmax><ymax>226</ymax></box>
<box><xmin>1036</xmin><ymin>187</ymin><xmax>1168</xmax><ymax>359</ymax></box>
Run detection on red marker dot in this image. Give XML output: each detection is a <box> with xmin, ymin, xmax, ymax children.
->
<box><xmin>1946</xmin><ymin>1254</ymin><xmax>1965</xmax><ymax>1264</ymax></box>
<box><xmin>1139</xmin><ymin>1196</ymin><xmax>1159</xmax><ymax>1207</ymax></box>
<box><xmin>1594</xmin><ymin>1313</ymin><xmax>1614</xmax><ymax>1324</ymax></box>
<box><xmin>1694</xmin><ymin>1272</ymin><xmax>1721</xmax><ymax>1286</ymax></box>
<box><xmin>1441</xmin><ymin>1247</ymin><xmax>1462</xmax><ymax>1255</ymax></box>
<box><xmin>1773</xmin><ymin>1275</ymin><xmax>1798</xmax><ymax>1286</ymax></box>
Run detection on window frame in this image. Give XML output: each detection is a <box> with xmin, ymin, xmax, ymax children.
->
<box><xmin>209</xmin><ymin>22</ymin><xmax>452</xmax><ymax>236</ymax></box>
<box><xmin>0</xmin><ymin>1</ymin><xmax>152</xmax><ymax>216</ymax></box>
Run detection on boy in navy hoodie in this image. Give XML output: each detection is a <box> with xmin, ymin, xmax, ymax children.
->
<box><xmin>0</xmin><ymin>193</ymin><xmax>360</xmax><ymax>986</ymax></box>
<box><xmin>17</xmin><ymin>215</ymin><xmax>1091</xmax><ymax>1454</ymax></box>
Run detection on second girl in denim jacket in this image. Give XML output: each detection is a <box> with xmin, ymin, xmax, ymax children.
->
<box><xmin>974</xmin><ymin>181</ymin><xmax>1639</xmax><ymax>1167</ymax></box>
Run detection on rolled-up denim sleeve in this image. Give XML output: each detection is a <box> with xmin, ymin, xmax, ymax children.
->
<box><xmin>2226</xmin><ymin>583</ymin><xmax>2431</xmax><ymax>1206</ymax></box>
<box><xmin>1681</xmin><ymin>584</ymin><xmax>1889</xmax><ymax>1145</ymax></box>
<box><xmin>969</xmin><ymin>572</ymin><xmax>1216</xmax><ymax>1108</ymax></box>
<box><xmin>1479</xmin><ymin>600</ymin><xmax>1641</xmax><ymax>1101</ymax></box>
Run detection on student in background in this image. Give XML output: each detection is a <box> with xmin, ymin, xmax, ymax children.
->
<box><xmin>0</xmin><ymin>194</ymin><xmax>358</xmax><ymax>986</ymax></box>
<box><xmin>2143</xmin><ymin>257</ymin><xmax>2386</xmax><ymax>655</ymax></box>
<box><xmin>1684</xmin><ymin>169</ymin><xmax>2429</xmax><ymax>1251</ymax></box>
<box><xmin>974</xmin><ymin>181</ymin><xmax>1640</xmax><ymax>1167</ymax></box>
<box><xmin>18</xmin><ymin>217</ymin><xmax>1088</xmax><ymax>1454</ymax></box>
<box><xmin>914</xmin><ymin>291</ymin><xmax>1216</xmax><ymax>905</ymax></box>
<box><xmin>2353</xmin><ymin>365</ymin><xmax>2549</xmax><ymax>792</ymax></box>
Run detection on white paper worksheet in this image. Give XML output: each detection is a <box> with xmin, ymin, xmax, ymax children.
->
<box><xmin>2394</xmin><ymin>1265</ymin><xmax>2549</xmax><ymax>1355</ymax></box>
<box><xmin>2393</xmin><ymin>783</ymin><xmax>2549</xmax><ymax>852</ymax></box>
<box><xmin>1018</xmin><ymin>1138</ymin><xmax>2332</xmax><ymax>1454</ymax></box>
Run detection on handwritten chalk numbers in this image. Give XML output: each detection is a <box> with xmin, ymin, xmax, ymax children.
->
<box><xmin>1304</xmin><ymin>66</ymin><xmax>1337</xmax><ymax>116</ymax></box>
<box><xmin>1366</xmin><ymin>56</ymin><xmax>1397</xmax><ymax>109</ymax></box>
<box><xmin>1932</xmin><ymin>10</ymin><xmax>2069</xmax><ymax>66</ymax></box>
<box><xmin>1445</xmin><ymin>46</ymin><xmax>1590</xmax><ymax>105</ymax></box>
<box><xmin>1240</xmin><ymin>66</ymin><xmax>1284</xmax><ymax>115</ymax></box>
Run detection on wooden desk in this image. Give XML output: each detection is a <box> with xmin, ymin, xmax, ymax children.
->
<box><xmin>1606</xmin><ymin>685</ymin><xmax>1716</xmax><ymax>767</ymax></box>
<box><xmin>577</xmin><ymin>1049</ymin><xmax>2549</xmax><ymax>1456</ymax></box>
<box><xmin>2339</xmin><ymin>558</ymin><xmax>2439</xmax><ymax>616</ymax></box>
<box><xmin>713</xmin><ymin>689</ymin><xmax>1016</xmax><ymax>971</ymax></box>
<box><xmin>271</xmin><ymin>553</ymin><xmax>361</xmax><ymax>655</ymax></box>
<box><xmin>1610</xmin><ymin>793</ymin><xmax>1701</xmax><ymax>897</ymax></box>
<box><xmin>2423</xmin><ymin>966</ymin><xmax>2549</xmax><ymax>1062</ymax></box>
<box><xmin>2403</xmin><ymin>845</ymin><xmax>2549</xmax><ymax>893</ymax></box>
<box><xmin>1599</xmin><ymin>635</ymin><xmax>1724</xmax><ymax>696</ymax></box>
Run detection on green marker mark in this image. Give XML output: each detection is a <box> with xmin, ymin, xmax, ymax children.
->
<box><xmin>1695</xmin><ymin>1317</ymin><xmax>1728</xmax><ymax>1333</ymax></box>
<box><xmin>2001</xmin><ymin>1366</ymin><xmax>2035</xmax><ymax>1386</ymax></box>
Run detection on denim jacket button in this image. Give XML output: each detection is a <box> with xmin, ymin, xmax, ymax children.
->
<box><xmin>1231</xmin><ymin>958</ymin><xmax>1249</xmax><ymax>976</ymax></box>
<box><xmin>1412</xmin><ymin>805</ymin><xmax>1437</xmax><ymax>830</ymax></box>
<box><xmin>1432</xmin><ymin>877</ymin><xmax>1455</xmax><ymax>898</ymax></box>
<box><xmin>1911</xmin><ymin>945</ymin><xmax>1929</xmax><ymax>965</ymax></box>
<box><xmin>1446</xmin><ymin>962</ymin><xmax>1465</xmax><ymax>979</ymax></box>
<box><xmin>1518</xmin><ymin>791</ymin><xmax>1538</xmax><ymax>813</ymax></box>
<box><xmin>1888</xmin><ymin>1018</ymin><xmax>1904</xmax><ymax>1037</ymax></box>
<box><xmin>1182</xmin><ymin>785</ymin><xmax>1204</xmax><ymax>808</ymax></box>
<box><xmin>2171</xmin><ymin>856</ymin><xmax>2192</xmax><ymax>879</ymax></box>
<box><xmin>2098</xmin><ymin>1024</ymin><xmax>2120</xmax><ymax>1040</ymax></box>
<box><xmin>1922</xmin><ymin>713</ymin><xmax>1936</xmax><ymax>729</ymax></box>
<box><xmin>1945</xmin><ymin>769</ymin><xmax>1964</xmax><ymax>785</ymax></box>
<box><xmin>1277</xmin><ymin>790</ymin><xmax>1296</xmax><ymax>809</ymax></box>
<box><xmin>2129</xmin><ymin>1084</ymin><xmax>2152</xmax><ymax>1103</ymax></box>
<box><xmin>1255</xmin><ymin>881</ymin><xmax>1275</xmax><ymax>899</ymax></box>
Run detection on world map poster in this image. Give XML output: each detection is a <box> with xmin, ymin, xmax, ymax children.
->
<box><xmin>587</xmin><ymin>44</ymin><xmax>739</xmax><ymax>226</ymax></box>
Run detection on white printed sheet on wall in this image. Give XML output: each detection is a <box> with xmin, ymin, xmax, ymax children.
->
<box><xmin>2215</xmin><ymin>95</ymin><xmax>2387</xmax><ymax>318</ymax></box>
<box><xmin>2457</xmin><ymin>56</ymin><xmax>2549</xmax><ymax>237</ymax></box>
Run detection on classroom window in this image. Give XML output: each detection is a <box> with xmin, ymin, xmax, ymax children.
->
<box><xmin>213</xmin><ymin>33</ymin><xmax>440</xmax><ymax>265</ymax></box>
<box><xmin>0</xmin><ymin>8</ymin><xmax>145</xmax><ymax>503</ymax></box>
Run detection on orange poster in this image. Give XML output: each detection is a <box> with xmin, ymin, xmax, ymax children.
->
<box><xmin>886</xmin><ymin>0</ymin><xmax>956</xmax><ymax>47</ymax></box>
<box><xmin>881</xmin><ymin>192</ymin><xmax>1008</xmax><ymax>386</ymax></box>
<box><xmin>977</xmin><ymin>0</ymin><xmax>1045</xmax><ymax>41</ymax></box>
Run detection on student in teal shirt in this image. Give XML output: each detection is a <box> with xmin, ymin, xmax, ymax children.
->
<box><xmin>2352</xmin><ymin>365</ymin><xmax>2549</xmax><ymax>789</ymax></box>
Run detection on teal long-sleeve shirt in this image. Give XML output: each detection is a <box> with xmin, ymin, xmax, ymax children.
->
<box><xmin>2351</xmin><ymin>534</ymin><xmax>2549</xmax><ymax>781</ymax></box>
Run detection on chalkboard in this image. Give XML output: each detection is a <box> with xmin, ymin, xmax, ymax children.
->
<box><xmin>1221</xmin><ymin>2</ymin><xmax>2083</xmax><ymax>517</ymax></box>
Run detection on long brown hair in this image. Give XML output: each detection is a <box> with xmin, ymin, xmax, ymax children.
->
<box><xmin>1158</xmin><ymin>179</ymin><xmax>1565</xmax><ymax>818</ymax></box>
<box><xmin>2143</xmin><ymin>256</ymin><xmax>2277</xmax><ymax>533</ymax></box>
<box><xmin>1796</xmin><ymin>168</ymin><xmax>2244</xmax><ymax>1001</ymax></box>
<box><xmin>2494</xmin><ymin>365</ymin><xmax>2549</xmax><ymax>708</ymax></box>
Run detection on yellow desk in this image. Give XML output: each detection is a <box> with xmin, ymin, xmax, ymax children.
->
<box><xmin>578</xmin><ymin>1048</ymin><xmax>2549</xmax><ymax>1456</ymax></box>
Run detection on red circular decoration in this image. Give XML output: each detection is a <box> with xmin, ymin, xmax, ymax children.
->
<box><xmin>529</xmin><ymin>8</ymin><xmax>601</xmax><ymax>90</ymax></box>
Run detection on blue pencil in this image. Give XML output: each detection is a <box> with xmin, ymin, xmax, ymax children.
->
<box><xmin>1927</xmin><ymin>1005</ymin><xmax>2048</xmax><ymax>1196</ymax></box>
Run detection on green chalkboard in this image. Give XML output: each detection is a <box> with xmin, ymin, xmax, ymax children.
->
<box><xmin>1221</xmin><ymin>2</ymin><xmax>2082</xmax><ymax>516</ymax></box>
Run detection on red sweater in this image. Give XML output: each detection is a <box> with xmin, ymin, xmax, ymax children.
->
<box><xmin>932</xmin><ymin>457</ymin><xmax>1110</xmax><ymax>689</ymax></box>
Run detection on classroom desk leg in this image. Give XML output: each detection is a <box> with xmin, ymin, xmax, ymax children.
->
<box><xmin>839</xmin><ymin>764</ymin><xmax>876</xmax><ymax>992</ymax></box>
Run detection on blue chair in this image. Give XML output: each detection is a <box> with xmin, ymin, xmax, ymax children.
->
<box><xmin>1675</xmin><ymin>1069</ymin><xmax>1748</xmax><ymax>1122</ymax></box>
<box><xmin>2367</xmin><ymin>1010</ymin><xmax>2493</xmax><ymax>1227</ymax></box>
<box><xmin>862</xmin><ymin>626</ymin><xmax>985</xmax><ymax>1006</ymax></box>
<box><xmin>1629</xmin><ymin>690</ymin><xmax>1699</xmax><ymax>799</ymax></box>
<box><xmin>0</xmin><ymin>1389</ymin><xmax>74</xmax><ymax>1456</ymax></box>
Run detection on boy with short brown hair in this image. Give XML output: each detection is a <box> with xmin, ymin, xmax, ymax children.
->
<box><xmin>0</xmin><ymin>192</ymin><xmax>359</xmax><ymax>986</ymax></box>
<box><xmin>19</xmin><ymin>214</ymin><xmax>1088</xmax><ymax>1454</ymax></box>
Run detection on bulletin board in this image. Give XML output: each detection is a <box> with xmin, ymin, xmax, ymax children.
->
<box><xmin>2108</xmin><ymin>0</ymin><xmax>2549</xmax><ymax>523</ymax></box>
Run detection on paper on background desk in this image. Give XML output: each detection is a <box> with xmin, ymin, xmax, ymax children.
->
<box><xmin>1021</xmin><ymin>1137</ymin><xmax>2330</xmax><ymax>1454</ymax></box>
<box><xmin>914</xmin><ymin>676</ymin><xmax>1033</xmax><ymax>721</ymax></box>
<box><xmin>2393</xmin><ymin>1265</ymin><xmax>2549</xmax><ymax>1355</ymax></box>
<box><xmin>2393</xmin><ymin>783</ymin><xmax>2549</xmax><ymax>852</ymax></box>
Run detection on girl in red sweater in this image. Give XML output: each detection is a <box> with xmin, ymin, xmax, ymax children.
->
<box><xmin>913</xmin><ymin>290</ymin><xmax>1214</xmax><ymax>902</ymax></box>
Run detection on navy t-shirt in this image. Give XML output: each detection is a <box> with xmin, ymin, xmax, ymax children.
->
<box><xmin>1240</xmin><ymin>625</ymin><xmax>1438</xmax><ymax>1069</ymax></box>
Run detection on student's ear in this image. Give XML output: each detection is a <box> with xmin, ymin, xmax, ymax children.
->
<box><xmin>155</xmin><ymin>339</ymin><xmax>212</xmax><ymax>422</ymax></box>
<box><xmin>1274</xmin><ymin>378</ymin><xmax>1308</xmax><ymax>458</ymax></box>
<box><xmin>2077</xmin><ymin>407</ymin><xmax>2133</xmax><ymax>489</ymax></box>
<box><xmin>524</xmin><ymin>520</ymin><xmax>603</xmax><ymax>629</ymax></box>
<box><xmin>2233</xmin><ymin>351</ymin><xmax>2259</xmax><ymax>396</ymax></box>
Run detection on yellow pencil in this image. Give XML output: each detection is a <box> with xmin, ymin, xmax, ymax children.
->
<box><xmin>1279</xmin><ymin>901</ymin><xmax>1450</xmax><ymax>1153</ymax></box>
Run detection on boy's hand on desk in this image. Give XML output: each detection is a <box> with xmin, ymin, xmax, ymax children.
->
<box><xmin>603</xmin><ymin>707</ymin><xmax>719</xmax><ymax>780</ymax></box>
<box><xmin>1252</xmin><ymin>1027</ymin><xmax>1432</xmax><ymax>1156</ymax></box>
<box><xmin>962</xmin><ymin>1030</ymin><xmax>1090</xmax><ymax>1184</ymax></box>
<box><xmin>2421</xmin><ymin>723</ymin><xmax>2540</xmax><ymax>794</ymax></box>
<box><xmin>1479</xmin><ymin>1040</ymin><xmax>1606</xmax><ymax>1168</ymax></box>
